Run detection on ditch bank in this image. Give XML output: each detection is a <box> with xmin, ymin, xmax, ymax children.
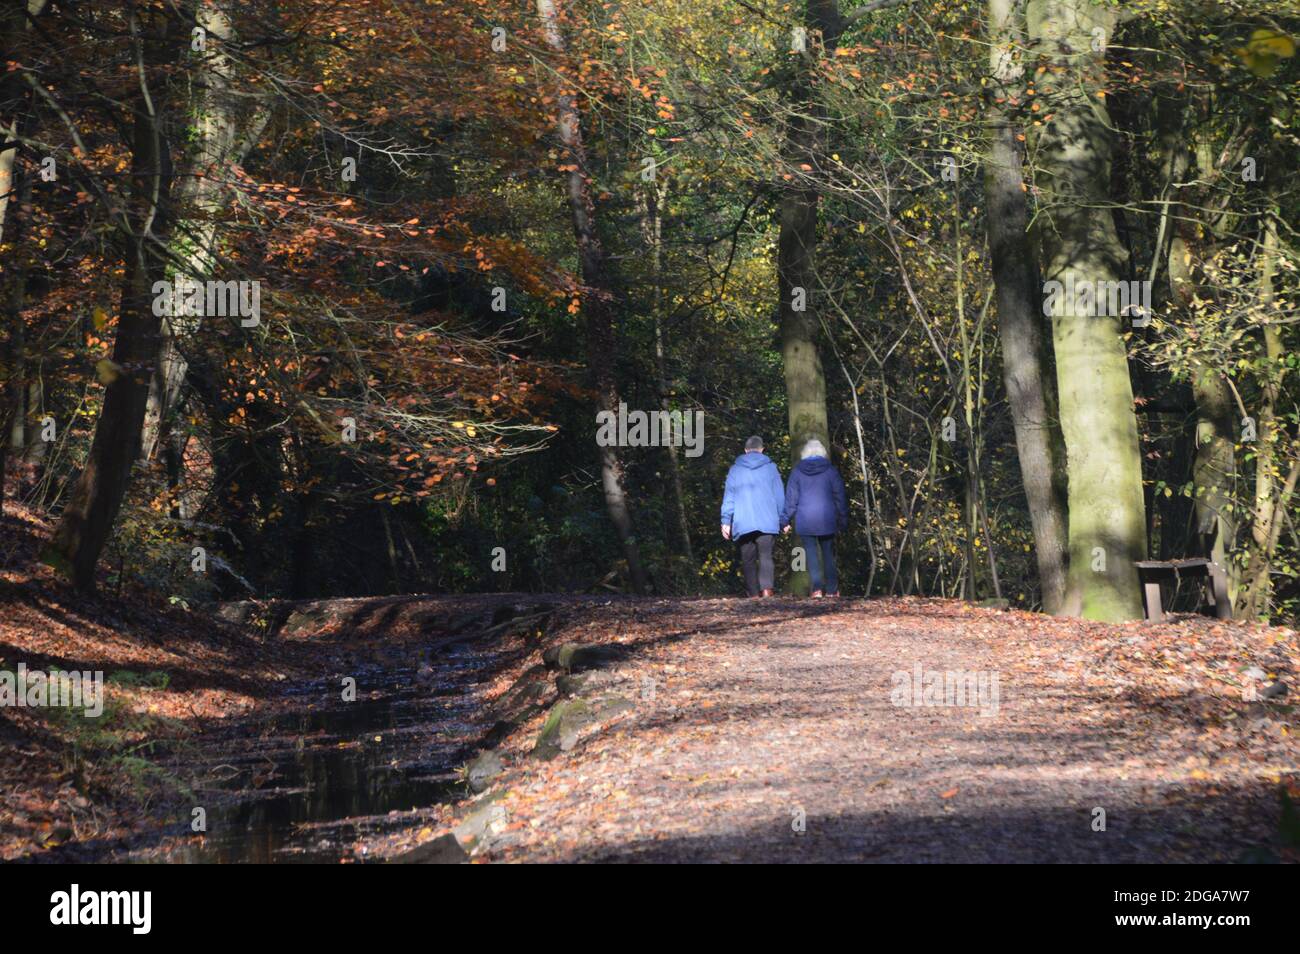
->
<box><xmin>2</xmin><ymin>582</ymin><xmax>617</xmax><ymax>863</ymax></box>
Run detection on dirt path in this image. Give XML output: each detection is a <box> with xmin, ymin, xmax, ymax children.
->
<box><xmin>453</xmin><ymin>597</ymin><xmax>1296</xmax><ymax>863</ymax></box>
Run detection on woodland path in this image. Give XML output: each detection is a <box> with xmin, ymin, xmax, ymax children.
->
<box><xmin>453</xmin><ymin>596</ymin><xmax>1294</xmax><ymax>863</ymax></box>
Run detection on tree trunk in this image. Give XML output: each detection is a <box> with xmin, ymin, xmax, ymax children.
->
<box><xmin>776</xmin><ymin>0</ymin><xmax>903</xmax><ymax>464</ymax></box>
<box><xmin>1151</xmin><ymin>86</ymin><xmax>1239</xmax><ymax>603</ymax></box>
<box><xmin>778</xmin><ymin>187</ymin><xmax>830</xmax><ymax>463</ymax></box>
<box><xmin>984</xmin><ymin>0</ymin><xmax>1070</xmax><ymax>613</ymax></box>
<box><xmin>141</xmin><ymin>0</ymin><xmax>260</xmax><ymax>461</ymax></box>
<box><xmin>1</xmin><ymin>196</ymin><xmax>28</xmax><ymax>491</ymax></box>
<box><xmin>0</xmin><ymin>0</ymin><xmax>48</xmax><ymax>505</ymax></box>
<box><xmin>535</xmin><ymin>0</ymin><xmax>649</xmax><ymax>594</ymax></box>
<box><xmin>776</xmin><ymin>0</ymin><xmax>846</xmax><ymax>462</ymax></box>
<box><xmin>642</xmin><ymin>181</ymin><xmax>694</xmax><ymax>569</ymax></box>
<box><xmin>44</xmin><ymin>12</ymin><xmax>173</xmax><ymax>591</ymax></box>
<box><xmin>1242</xmin><ymin>212</ymin><xmax>1287</xmax><ymax>618</ymax></box>
<box><xmin>0</xmin><ymin>0</ymin><xmax>47</xmax><ymax>244</ymax></box>
<box><xmin>1190</xmin><ymin>360</ymin><xmax>1235</xmax><ymax>560</ymax></box>
<box><xmin>1026</xmin><ymin>0</ymin><xmax>1146</xmax><ymax>620</ymax></box>
<box><xmin>1166</xmin><ymin>208</ymin><xmax>1237</xmax><ymax>585</ymax></box>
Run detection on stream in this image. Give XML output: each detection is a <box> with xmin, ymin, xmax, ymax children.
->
<box><xmin>149</xmin><ymin>645</ymin><xmax>496</xmax><ymax>863</ymax></box>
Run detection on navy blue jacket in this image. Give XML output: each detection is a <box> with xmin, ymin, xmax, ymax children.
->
<box><xmin>784</xmin><ymin>456</ymin><xmax>847</xmax><ymax>536</ymax></box>
<box><xmin>721</xmin><ymin>452</ymin><xmax>787</xmax><ymax>537</ymax></box>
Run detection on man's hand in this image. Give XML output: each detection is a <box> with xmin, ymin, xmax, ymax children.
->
<box><xmin>782</xmin><ymin>525</ymin><xmax>791</xmax><ymax>536</ymax></box>
<box><xmin>721</xmin><ymin>524</ymin><xmax>731</xmax><ymax>541</ymax></box>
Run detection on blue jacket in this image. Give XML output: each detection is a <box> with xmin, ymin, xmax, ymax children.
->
<box><xmin>720</xmin><ymin>452</ymin><xmax>787</xmax><ymax>537</ymax></box>
<box><xmin>784</xmin><ymin>456</ymin><xmax>847</xmax><ymax>536</ymax></box>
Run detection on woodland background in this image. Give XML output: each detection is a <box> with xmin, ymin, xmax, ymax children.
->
<box><xmin>1</xmin><ymin>0</ymin><xmax>1297</xmax><ymax>624</ymax></box>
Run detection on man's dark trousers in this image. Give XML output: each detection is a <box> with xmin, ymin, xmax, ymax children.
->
<box><xmin>737</xmin><ymin>530</ymin><xmax>775</xmax><ymax>596</ymax></box>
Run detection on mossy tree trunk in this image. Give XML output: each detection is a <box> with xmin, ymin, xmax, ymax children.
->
<box><xmin>776</xmin><ymin>0</ymin><xmax>846</xmax><ymax>463</ymax></box>
<box><xmin>141</xmin><ymin>1</ymin><xmax>264</xmax><ymax>465</ymax></box>
<box><xmin>1027</xmin><ymin>0</ymin><xmax>1146</xmax><ymax>620</ymax></box>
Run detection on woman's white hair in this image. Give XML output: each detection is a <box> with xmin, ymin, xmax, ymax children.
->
<box><xmin>800</xmin><ymin>439</ymin><xmax>828</xmax><ymax>459</ymax></box>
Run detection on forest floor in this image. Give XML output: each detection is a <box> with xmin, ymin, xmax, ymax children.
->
<box><xmin>2</xmin><ymin>506</ymin><xmax>1298</xmax><ymax>863</ymax></box>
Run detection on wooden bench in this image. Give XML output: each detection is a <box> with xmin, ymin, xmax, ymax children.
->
<box><xmin>1134</xmin><ymin>558</ymin><xmax>1232</xmax><ymax>622</ymax></box>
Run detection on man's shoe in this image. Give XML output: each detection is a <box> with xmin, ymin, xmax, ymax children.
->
<box><xmin>761</xmin><ymin>588</ymin><xmax>774</xmax><ymax>597</ymax></box>
<box><xmin>811</xmin><ymin>590</ymin><xmax>824</xmax><ymax>599</ymax></box>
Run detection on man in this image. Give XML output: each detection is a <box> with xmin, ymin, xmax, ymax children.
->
<box><xmin>720</xmin><ymin>435</ymin><xmax>787</xmax><ymax>597</ymax></box>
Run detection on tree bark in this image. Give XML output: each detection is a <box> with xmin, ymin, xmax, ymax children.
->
<box><xmin>984</xmin><ymin>0</ymin><xmax>1070</xmax><ymax>613</ymax></box>
<box><xmin>535</xmin><ymin>0</ymin><xmax>649</xmax><ymax>594</ymax></box>
<box><xmin>1026</xmin><ymin>0</ymin><xmax>1146</xmax><ymax>620</ymax></box>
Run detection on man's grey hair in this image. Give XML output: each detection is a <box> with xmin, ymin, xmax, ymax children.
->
<box><xmin>800</xmin><ymin>439</ymin><xmax>828</xmax><ymax>459</ymax></box>
<box><xmin>744</xmin><ymin>435</ymin><xmax>764</xmax><ymax>452</ymax></box>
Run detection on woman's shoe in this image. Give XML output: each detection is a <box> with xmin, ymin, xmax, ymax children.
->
<box><xmin>761</xmin><ymin>588</ymin><xmax>775</xmax><ymax>597</ymax></box>
<box><xmin>810</xmin><ymin>589</ymin><xmax>824</xmax><ymax>599</ymax></box>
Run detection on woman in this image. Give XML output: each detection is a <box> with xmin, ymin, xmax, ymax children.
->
<box><xmin>783</xmin><ymin>439</ymin><xmax>847</xmax><ymax>598</ymax></box>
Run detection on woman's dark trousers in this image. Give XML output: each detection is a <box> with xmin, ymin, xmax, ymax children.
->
<box><xmin>801</xmin><ymin>534</ymin><xmax>837</xmax><ymax>593</ymax></box>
